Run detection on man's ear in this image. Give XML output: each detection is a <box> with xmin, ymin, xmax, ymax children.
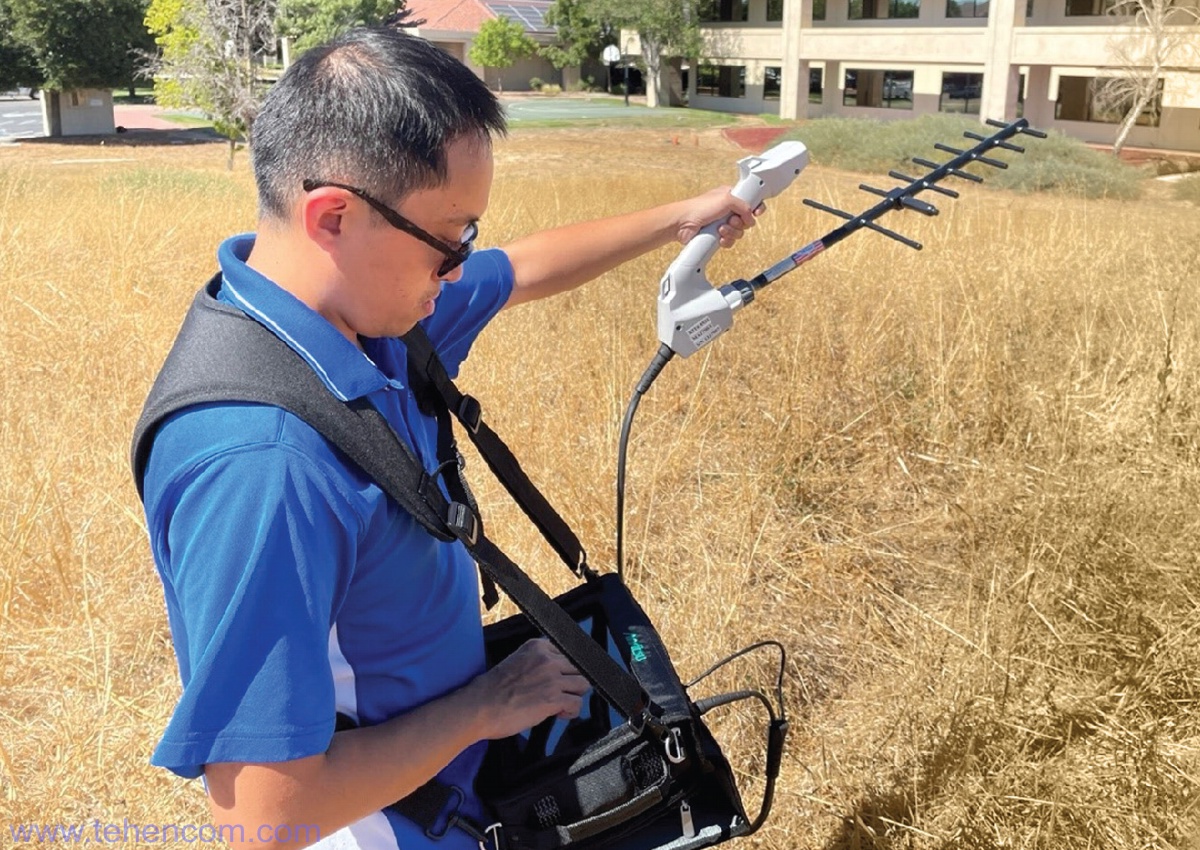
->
<box><xmin>301</xmin><ymin>189</ymin><xmax>349</xmax><ymax>250</ymax></box>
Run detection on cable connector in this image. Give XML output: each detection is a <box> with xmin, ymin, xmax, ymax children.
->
<box><xmin>635</xmin><ymin>344</ymin><xmax>675</xmax><ymax>396</ymax></box>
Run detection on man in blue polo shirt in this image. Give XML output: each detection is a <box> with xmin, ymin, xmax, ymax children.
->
<box><xmin>138</xmin><ymin>26</ymin><xmax>760</xmax><ymax>850</ymax></box>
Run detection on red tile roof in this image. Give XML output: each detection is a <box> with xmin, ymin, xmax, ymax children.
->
<box><xmin>407</xmin><ymin>0</ymin><xmax>496</xmax><ymax>32</ymax></box>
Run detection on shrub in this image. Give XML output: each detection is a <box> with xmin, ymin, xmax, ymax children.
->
<box><xmin>784</xmin><ymin>113</ymin><xmax>1145</xmax><ymax>199</ymax></box>
<box><xmin>541</xmin><ymin>83</ymin><xmax>562</xmax><ymax>95</ymax></box>
<box><xmin>529</xmin><ymin>77</ymin><xmax>544</xmax><ymax>91</ymax></box>
<box><xmin>1174</xmin><ymin>172</ymin><xmax>1200</xmax><ymax>204</ymax></box>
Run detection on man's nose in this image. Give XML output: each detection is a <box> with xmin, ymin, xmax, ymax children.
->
<box><xmin>441</xmin><ymin>262</ymin><xmax>465</xmax><ymax>284</ymax></box>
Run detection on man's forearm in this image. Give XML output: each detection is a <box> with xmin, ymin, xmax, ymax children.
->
<box><xmin>501</xmin><ymin>199</ymin><xmax>689</xmax><ymax>309</ymax></box>
<box><xmin>206</xmin><ymin>685</ymin><xmax>486</xmax><ymax>849</ymax></box>
<box><xmin>205</xmin><ymin>638</ymin><xmax>586</xmax><ymax>850</ymax></box>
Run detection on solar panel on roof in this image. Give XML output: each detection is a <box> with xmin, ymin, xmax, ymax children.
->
<box><xmin>487</xmin><ymin>1</ymin><xmax>554</xmax><ymax>31</ymax></box>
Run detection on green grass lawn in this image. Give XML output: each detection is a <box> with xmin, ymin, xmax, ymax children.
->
<box><xmin>160</xmin><ymin>112</ymin><xmax>215</xmax><ymax>129</ymax></box>
<box><xmin>507</xmin><ymin>97</ymin><xmax>741</xmax><ymax>130</ymax></box>
<box><xmin>111</xmin><ymin>87</ymin><xmax>156</xmax><ymax>105</ymax></box>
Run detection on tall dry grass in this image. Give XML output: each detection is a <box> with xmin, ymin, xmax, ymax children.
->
<box><xmin>1</xmin><ymin>128</ymin><xmax>1199</xmax><ymax>848</ymax></box>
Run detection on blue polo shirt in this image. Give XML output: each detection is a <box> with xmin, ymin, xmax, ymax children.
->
<box><xmin>142</xmin><ymin>234</ymin><xmax>514</xmax><ymax>850</ymax></box>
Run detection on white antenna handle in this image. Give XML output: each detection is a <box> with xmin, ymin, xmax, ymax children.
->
<box><xmin>657</xmin><ymin>140</ymin><xmax>809</xmax><ymax>357</ymax></box>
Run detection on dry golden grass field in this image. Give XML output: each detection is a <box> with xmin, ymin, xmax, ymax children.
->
<box><xmin>1</xmin><ymin>125</ymin><xmax>1199</xmax><ymax>848</ymax></box>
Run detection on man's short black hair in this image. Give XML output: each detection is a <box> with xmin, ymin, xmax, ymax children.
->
<box><xmin>251</xmin><ymin>26</ymin><xmax>507</xmax><ymax>221</ymax></box>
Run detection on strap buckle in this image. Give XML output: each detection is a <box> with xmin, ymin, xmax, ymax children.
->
<box><xmin>423</xmin><ymin>786</ymin><xmax>466</xmax><ymax>841</ymax></box>
<box><xmin>458</xmin><ymin>394</ymin><xmax>482</xmax><ymax>434</ymax></box>
<box><xmin>446</xmin><ymin>501</ymin><xmax>480</xmax><ymax>547</ymax></box>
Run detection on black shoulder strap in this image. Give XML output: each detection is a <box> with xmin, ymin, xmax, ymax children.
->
<box><xmin>131</xmin><ymin>276</ymin><xmax>454</xmax><ymax>542</ymax></box>
<box><xmin>130</xmin><ymin>277</ymin><xmax>651</xmax><ymax>725</ymax></box>
<box><xmin>403</xmin><ymin>326</ymin><xmax>595</xmax><ymax>580</ymax></box>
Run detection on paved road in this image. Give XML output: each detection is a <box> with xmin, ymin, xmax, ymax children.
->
<box><xmin>0</xmin><ymin>96</ymin><xmax>43</xmax><ymax>140</ymax></box>
<box><xmin>0</xmin><ymin>94</ymin><xmax>650</xmax><ymax>140</ymax></box>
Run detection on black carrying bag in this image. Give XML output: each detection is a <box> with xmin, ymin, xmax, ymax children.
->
<box><xmin>475</xmin><ymin>574</ymin><xmax>755</xmax><ymax>850</ymax></box>
<box><xmin>131</xmin><ymin>280</ymin><xmax>787</xmax><ymax>850</ymax></box>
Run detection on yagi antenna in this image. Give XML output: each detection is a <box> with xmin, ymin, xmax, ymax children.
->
<box><xmin>745</xmin><ymin>118</ymin><xmax>1046</xmax><ymax>285</ymax></box>
<box><xmin>618</xmin><ymin>117</ymin><xmax>1046</xmax><ymax>575</ymax></box>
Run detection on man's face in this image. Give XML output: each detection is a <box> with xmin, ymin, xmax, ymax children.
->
<box><xmin>317</xmin><ymin>135</ymin><xmax>494</xmax><ymax>340</ymax></box>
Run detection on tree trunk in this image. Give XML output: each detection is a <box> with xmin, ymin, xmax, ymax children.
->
<box><xmin>643</xmin><ymin>38</ymin><xmax>662</xmax><ymax>109</ymax></box>
<box><xmin>1111</xmin><ymin>98</ymin><xmax>1142</xmax><ymax>157</ymax></box>
<box><xmin>1112</xmin><ymin>62</ymin><xmax>1161</xmax><ymax>157</ymax></box>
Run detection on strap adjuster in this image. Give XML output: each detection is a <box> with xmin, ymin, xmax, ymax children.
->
<box><xmin>447</xmin><ymin>501</ymin><xmax>480</xmax><ymax>546</ymax></box>
<box><xmin>423</xmin><ymin>785</ymin><xmax>466</xmax><ymax>841</ymax></box>
<box><xmin>458</xmin><ymin>394</ymin><xmax>482</xmax><ymax>434</ymax></box>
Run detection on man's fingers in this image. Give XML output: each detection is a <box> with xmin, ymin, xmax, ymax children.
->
<box><xmin>560</xmin><ymin>670</ymin><xmax>590</xmax><ymax>696</ymax></box>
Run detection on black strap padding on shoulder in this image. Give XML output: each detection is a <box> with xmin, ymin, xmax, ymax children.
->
<box><xmin>403</xmin><ymin>326</ymin><xmax>594</xmax><ymax>579</ymax></box>
<box><xmin>130</xmin><ymin>276</ymin><xmax>455</xmax><ymax>542</ymax></box>
<box><xmin>130</xmin><ymin>277</ymin><xmax>650</xmax><ymax>723</ymax></box>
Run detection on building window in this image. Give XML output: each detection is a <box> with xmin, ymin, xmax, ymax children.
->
<box><xmin>1065</xmin><ymin>0</ymin><xmax>1116</xmax><ymax>14</ymax></box>
<box><xmin>1056</xmin><ymin>75</ymin><xmax>1163</xmax><ymax>125</ymax></box>
<box><xmin>947</xmin><ymin>0</ymin><xmax>989</xmax><ymax>14</ymax></box>
<box><xmin>810</xmin><ymin>67</ymin><xmax>823</xmax><ymax>103</ymax></box>
<box><xmin>844</xmin><ymin>69</ymin><xmax>914</xmax><ymax>107</ymax></box>
<box><xmin>767</xmin><ymin>0</ymin><xmax>785</xmax><ymax>20</ymax></box>
<box><xmin>850</xmin><ymin>0</ymin><xmax>919</xmax><ymax>17</ymax></box>
<box><xmin>699</xmin><ymin>0</ymin><xmax>749</xmax><ymax>21</ymax></box>
<box><xmin>764</xmin><ymin>66</ymin><xmax>782</xmax><ymax>100</ymax></box>
<box><xmin>814</xmin><ymin>0</ymin><xmax>828</xmax><ymax>17</ymax></box>
<box><xmin>698</xmin><ymin>64</ymin><xmax>748</xmax><ymax>97</ymax></box>
<box><xmin>939</xmin><ymin>72</ymin><xmax>983</xmax><ymax>113</ymax></box>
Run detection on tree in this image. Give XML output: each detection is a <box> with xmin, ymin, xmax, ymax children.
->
<box><xmin>1093</xmin><ymin>0</ymin><xmax>1200</xmax><ymax>156</ymax></box>
<box><xmin>468</xmin><ymin>16</ymin><xmax>537</xmax><ymax>92</ymax></box>
<box><xmin>585</xmin><ymin>0</ymin><xmax>702</xmax><ymax>107</ymax></box>
<box><xmin>3</xmin><ymin>0</ymin><xmax>151</xmax><ymax>92</ymax></box>
<box><xmin>144</xmin><ymin>0</ymin><xmax>276</xmax><ymax>167</ymax></box>
<box><xmin>0</xmin><ymin>1</ymin><xmax>43</xmax><ymax>92</ymax></box>
<box><xmin>276</xmin><ymin>0</ymin><xmax>423</xmax><ymax>53</ymax></box>
<box><xmin>541</xmin><ymin>0</ymin><xmax>611</xmax><ymax>71</ymax></box>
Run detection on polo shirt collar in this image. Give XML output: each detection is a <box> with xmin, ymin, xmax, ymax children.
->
<box><xmin>216</xmin><ymin>233</ymin><xmax>390</xmax><ymax>402</ymax></box>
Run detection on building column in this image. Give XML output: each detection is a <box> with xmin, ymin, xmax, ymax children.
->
<box><xmin>780</xmin><ymin>0</ymin><xmax>811</xmax><ymax>120</ymax></box>
<box><xmin>980</xmin><ymin>0</ymin><xmax>1023</xmax><ymax>122</ymax></box>
<box><xmin>1023</xmin><ymin>64</ymin><xmax>1053</xmax><ymax>127</ymax></box>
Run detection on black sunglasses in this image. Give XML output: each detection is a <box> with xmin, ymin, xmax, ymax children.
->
<box><xmin>302</xmin><ymin>179</ymin><xmax>477</xmax><ymax>277</ymax></box>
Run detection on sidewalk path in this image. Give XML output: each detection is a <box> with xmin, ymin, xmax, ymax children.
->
<box><xmin>113</xmin><ymin>103</ymin><xmax>186</xmax><ymax>131</ymax></box>
<box><xmin>723</xmin><ymin>126</ymin><xmax>789</xmax><ymax>152</ymax></box>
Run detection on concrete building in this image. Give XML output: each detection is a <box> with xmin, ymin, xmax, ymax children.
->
<box><xmin>668</xmin><ymin>0</ymin><xmax>1200</xmax><ymax>152</ymax></box>
<box><xmin>40</xmin><ymin>89</ymin><xmax>116</xmax><ymax>137</ymax></box>
<box><xmin>406</xmin><ymin>0</ymin><xmax>577</xmax><ymax>92</ymax></box>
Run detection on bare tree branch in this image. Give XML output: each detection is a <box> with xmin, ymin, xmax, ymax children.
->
<box><xmin>143</xmin><ymin>0</ymin><xmax>278</xmax><ymax>166</ymax></box>
<box><xmin>1093</xmin><ymin>0</ymin><xmax>1200</xmax><ymax>155</ymax></box>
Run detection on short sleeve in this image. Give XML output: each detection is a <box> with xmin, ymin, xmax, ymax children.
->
<box><xmin>149</xmin><ymin>438</ymin><xmax>359</xmax><ymax>779</ymax></box>
<box><xmin>420</xmin><ymin>248</ymin><xmax>514</xmax><ymax>377</ymax></box>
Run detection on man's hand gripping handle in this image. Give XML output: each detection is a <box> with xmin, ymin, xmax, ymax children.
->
<box><xmin>657</xmin><ymin>141</ymin><xmax>809</xmax><ymax>358</ymax></box>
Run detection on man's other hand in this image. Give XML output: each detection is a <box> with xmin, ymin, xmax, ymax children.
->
<box><xmin>465</xmin><ymin>638</ymin><xmax>590</xmax><ymax>739</ymax></box>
